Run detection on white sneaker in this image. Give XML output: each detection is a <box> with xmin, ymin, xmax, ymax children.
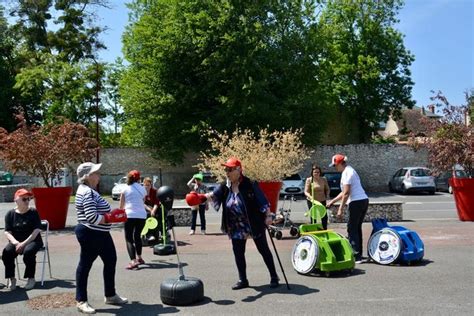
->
<box><xmin>189</xmin><ymin>230</ymin><xmax>195</xmax><ymax>235</ymax></box>
<box><xmin>104</xmin><ymin>294</ymin><xmax>128</xmax><ymax>305</ymax></box>
<box><xmin>24</xmin><ymin>278</ymin><xmax>35</xmax><ymax>290</ymax></box>
<box><xmin>7</xmin><ymin>277</ymin><xmax>16</xmax><ymax>290</ymax></box>
<box><xmin>201</xmin><ymin>230</ymin><xmax>206</xmax><ymax>235</ymax></box>
<box><xmin>77</xmin><ymin>301</ymin><xmax>96</xmax><ymax>314</ymax></box>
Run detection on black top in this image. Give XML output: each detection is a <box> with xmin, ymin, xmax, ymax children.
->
<box><xmin>4</xmin><ymin>208</ymin><xmax>43</xmax><ymax>244</ymax></box>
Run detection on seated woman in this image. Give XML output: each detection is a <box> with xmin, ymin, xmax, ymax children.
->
<box><xmin>2</xmin><ymin>189</ymin><xmax>43</xmax><ymax>290</ymax></box>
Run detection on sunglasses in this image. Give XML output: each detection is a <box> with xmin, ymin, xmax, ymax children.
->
<box><xmin>224</xmin><ymin>167</ymin><xmax>236</xmax><ymax>173</ymax></box>
<box><xmin>21</xmin><ymin>197</ymin><xmax>32</xmax><ymax>202</ymax></box>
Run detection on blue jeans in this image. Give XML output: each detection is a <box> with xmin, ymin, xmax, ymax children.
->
<box><xmin>75</xmin><ymin>224</ymin><xmax>117</xmax><ymax>302</ymax></box>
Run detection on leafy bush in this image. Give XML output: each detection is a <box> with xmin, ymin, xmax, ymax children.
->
<box><xmin>0</xmin><ymin>114</ymin><xmax>98</xmax><ymax>187</ymax></box>
<box><xmin>410</xmin><ymin>91</ymin><xmax>473</xmax><ymax>176</ymax></box>
<box><xmin>196</xmin><ymin>127</ymin><xmax>311</xmax><ymax>182</ymax></box>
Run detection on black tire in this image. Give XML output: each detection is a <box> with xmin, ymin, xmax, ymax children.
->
<box><xmin>290</xmin><ymin>226</ymin><xmax>299</xmax><ymax>237</ymax></box>
<box><xmin>160</xmin><ymin>277</ymin><xmax>204</xmax><ymax>306</ymax></box>
<box><xmin>401</xmin><ymin>184</ymin><xmax>407</xmax><ymax>195</ymax></box>
<box><xmin>388</xmin><ymin>183</ymin><xmax>394</xmax><ymax>193</ymax></box>
<box><xmin>154</xmin><ymin>243</ymin><xmax>176</xmax><ymax>256</ymax></box>
<box><xmin>275</xmin><ymin>230</ymin><xmax>283</xmax><ymax>240</ymax></box>
<box><xmin>269</xmin><ymin>229</ymin><xmax>275</xmax><ymax>238</ymax></box>
<box><xmin>428</xmin><ymin>190</ymin><xmax>435</xmax><ymax>195</ymax></box>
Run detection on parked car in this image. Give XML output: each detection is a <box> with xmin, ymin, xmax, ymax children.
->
<box><xmin>201</xmin><ymin>172</ymin><xmax>219</xmax><ymax>193</ymax></box>
<box><xmin>0</xmin><ymin>171</ymin><xmax>13</xmax><ymax>185</ymax></box>
<box><xmin>111</xmin><ymin>176</ymin><xmax>127</xmax><ymax>200</ymax></box>
<box><xmin>324</xmin><ymin>172</ymin><xmax>342</xmax><ymax>198</ymax></box>
<box><xmin>280</xmin><ymin>173</ymin><xmax>305</xmax><ymax>195</ymax></box>
<box><xmin>388</xmin><ymin>167</ymin><xmax>435</xmax><ymax>194</ymax></box>
<box><xmin>435</xmin><ymin>169</ymin><xmax>469</xmax><ymax>193</ymax></box>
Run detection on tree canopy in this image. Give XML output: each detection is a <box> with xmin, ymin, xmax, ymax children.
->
<box><xmin>121</xmin><ymin>0</ymin><xmax>415</xmax><ymax>163</ymax></box>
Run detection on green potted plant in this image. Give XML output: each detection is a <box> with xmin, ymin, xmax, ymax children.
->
<box><xmin>0</xmin><ymin>114</ymin><xmax>98</xmax><ymax>229</ymax></box>
<box><xmin>196</xmin><ymin>127</ymin><xmax>311</xmax><ymax>212</ymax></box>
<box><xmin>410</xmin><ymin>91</ymin><xmax>473</xmax><ymax>221</ymax></box>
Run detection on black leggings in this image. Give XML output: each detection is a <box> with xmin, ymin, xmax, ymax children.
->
<box><xmin>306</xmin><ymin>200</ymin><xmax>328</xmax><ymax>230</ymax></box>
<box><xmin>347</xmin><ymin>198</ymin><xmax>369</xmax><ymax>256</ymax></box>
<box><xmin>124</xmin><ymin>218</ymin><xmax>146</xmax><ymax>260</ymax></box>
<box><xmin>231</xmin><ymin>235</ymin><xmax>278</xmax><ymax>282</ymax></box>
<box><xmin>2</xmin><ymin>240</ymin><xmax>43</xmax><ymax>279</ymax></box>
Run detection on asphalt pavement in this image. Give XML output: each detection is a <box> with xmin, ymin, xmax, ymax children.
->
<box><xmin>0</xmin><ymin>192</ymin><xmax>473</xmax><ymax>315</ymax></box>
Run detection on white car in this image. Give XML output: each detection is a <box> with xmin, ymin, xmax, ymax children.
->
<box><xmin>201</xmin><ymin>172</ymin><xmax>219</xmax><ymax>193</ymax></box>
<box><xmin>280</xmin><ymin>174</ymin><xmax>305</xmax><ymax>196</ymax></box>
<box><xmin>111</xmin><ymin>176</ymin><xmax>127</xmax><ymax>200</ymax></box>
<box><xmin>388</xmin><ymin>167</ymin><xmax>436</xmax><ymax>194</ymax></box>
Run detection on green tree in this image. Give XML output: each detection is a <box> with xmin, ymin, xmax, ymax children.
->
<box><xmin>317</xmin><ymin>0</ymin><xmax>414</xmax><ymax>142</ymax></box>
<box><xmin>121</xmin><ymin>0</ymin><xmax>329</xmax><ymax>162</ymax></box>
<box><xmin>6</xmin><ymin>0</ymin><xmax>108</xmax><ymax>125</ymax></box>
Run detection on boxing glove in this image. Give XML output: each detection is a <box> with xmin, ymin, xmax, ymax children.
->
<box><xmin>185</xmin><ymin>191</ymin><xmax>207</xmax><ymax>206</ymax></box>
<box><xmin>104</xmin><ymin>208</ymin><xmax>127</xmax><ymax>223</ymax></box>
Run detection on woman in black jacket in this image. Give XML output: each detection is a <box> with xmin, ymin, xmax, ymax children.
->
<box><xmin>205</xmin><ymin>157</ymin><xmax>279</xmax><ymax>290</ymax></box>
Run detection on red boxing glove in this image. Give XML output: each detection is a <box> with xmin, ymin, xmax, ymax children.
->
<box><xmin>186</xmin><ymin>191</ymin><xmax>207</xmax><ymax>206</ymax></box>
<box><xmin>104</xmin><ymin>208</ymin><xmax>127</xmax><ymax>223</ymax></box>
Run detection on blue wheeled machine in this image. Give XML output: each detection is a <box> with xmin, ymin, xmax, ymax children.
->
<box><xmin>367</xmin><ymin>218</ymin><xmax>424</xmax><ymax>265</ymax></box>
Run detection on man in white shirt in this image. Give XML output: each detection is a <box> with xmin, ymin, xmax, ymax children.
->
<box><xmin>327</xmin><ymin>154</ymin><xmax>369</xmax><ymax>263</ymax></box>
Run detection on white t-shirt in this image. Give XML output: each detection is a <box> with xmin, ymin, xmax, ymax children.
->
<box><xmin>123</xmin><ymin>183</ymin><xmax>147</xmax><ymax>219</ymax></box>
<box><xmin>340</xmin><ymin>165</ymin><xmax>368</xmax><ymax>204</ymax></box>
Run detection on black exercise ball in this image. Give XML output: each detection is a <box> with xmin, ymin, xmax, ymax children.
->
<box><xmin>157</xmin><ymin>186</ymin><xmax>174</xmax><ymax>210</ymax></box>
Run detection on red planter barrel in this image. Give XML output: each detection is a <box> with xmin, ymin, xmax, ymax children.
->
<box><xmin>32</xmin><ymin>187</ymin><xmax>73</xmax><ymax>230</ymax></box>
<box><xmin>449</xmin><ymin>178</ymin><xmax>474</xmax><ymax>221</ymax></box>
<box><xmin>258</xmin><ymin>181</ymin><xmax>282</xmax><ymax>213</ymax></box>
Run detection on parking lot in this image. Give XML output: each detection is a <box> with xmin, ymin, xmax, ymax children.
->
<box><xmin>0</xmin><ymin>192</ymin><xmax>473</xmax><ymax>315</ymax></box>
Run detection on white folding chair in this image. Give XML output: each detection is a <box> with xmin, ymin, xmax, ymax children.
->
<box><xmin>15</xmin><ymin>219</ymin><xmax>52</xmax><ymax>286</ymax></box>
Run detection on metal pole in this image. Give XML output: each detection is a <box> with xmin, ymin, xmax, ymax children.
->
<box><xmin>95</xmin><ymin>62</ymin><xmax>100</xmax><ymax>164</ymax></box>
<box><xmin>267</xmin><ymin>228</ymin><xmax>290</xmax><ymax>290</ymax></box>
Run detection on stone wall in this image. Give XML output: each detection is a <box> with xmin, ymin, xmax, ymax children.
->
<box><xmin>1</xmin><ymin>144</ymin><xmax>428</xmax><ymax>195</ymax></box>
<box><xmin>329</xmin><ymin>201</ymin><xmax>403</xmax><ymax>223</ymax></box>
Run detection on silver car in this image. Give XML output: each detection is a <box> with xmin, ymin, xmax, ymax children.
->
<box><xmin>280</xmin><ymin>173</ymin><xmax>305</xmax><ymax>195</ymax></box>
<box><xmin>111</xmin><ymin>176</ymin><xmax>127</xmax><ymax>200</ymax></box>
<box><xmin>388</xmin><ymin>167</ymin><xmax>436</xmax><ymax>194</ymax></box>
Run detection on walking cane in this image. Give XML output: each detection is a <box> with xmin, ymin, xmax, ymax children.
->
<box><xmin>267</xmin><ymin>227</ymin><xmax>291</xmax><ymax>290</ymax></box>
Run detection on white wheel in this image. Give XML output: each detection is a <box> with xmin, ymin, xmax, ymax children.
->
<box><xmin>291</xmin><ymin>235</ymin><xmax>319</xmax><ymax>274</ymax></box>
<box><xmin>368</xmin><ymin>228</ymin><xmax>402</xmax><ymax>265</ymax></box>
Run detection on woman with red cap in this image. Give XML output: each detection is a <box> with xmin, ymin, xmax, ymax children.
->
<box><xmin>188</xmin><ymin>157</ymin><xmax>279</xmax><ymax>290</ymax></box>
<box><xmin>2</xmin><ymin>189</ymin><xmax>43</xmax><ymax>291</ymax></box>
<box><xmin>120</xmin><ymin>170</ymin><xmax>147</xmax><ymax>269</ymax></box>
<box><xmin>327</xmin><ymin>154</ymin><xmax>369</xmax><ymax>263</ymax></box>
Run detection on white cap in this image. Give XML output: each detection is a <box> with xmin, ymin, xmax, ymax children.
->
<box><xmin>77</xmin><ymin>162</ymin><xmax>102</xmax><ymax>179</ymax></box>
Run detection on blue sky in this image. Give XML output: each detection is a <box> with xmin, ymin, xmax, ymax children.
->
<box><xmin>96</xmin><ymin>0</ymin><xmax>473</xmax><ymax>107</ymax></box>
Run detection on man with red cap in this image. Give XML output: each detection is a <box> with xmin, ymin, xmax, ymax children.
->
<box><xmin>2</xmin><ymin>189</ymin><xmax>43</xmax><ymax>291</ymax></box>
<box><xmin>186</xmin><ymin>157</ymin><xmax>280</xmax><ymax>290</ymax></box>
<box><xmin>327</xmin><ymin>154</ymin><xmax>369</xmax><ymax>263</ymax></box>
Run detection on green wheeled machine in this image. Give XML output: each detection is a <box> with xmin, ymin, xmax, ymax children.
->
<box><xmin>291</xmin><ymin>201</ymin><xmax>355</xmax><ymax>276</ymax></box>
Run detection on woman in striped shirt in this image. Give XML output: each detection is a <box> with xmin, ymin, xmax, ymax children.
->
<box><xmin>74</xmin><ymin>162</ymin><xmax>128</xmax><ymax>314</ymax></box>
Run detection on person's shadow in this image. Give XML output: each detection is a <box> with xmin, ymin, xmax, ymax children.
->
<box><xmin>97</xmin><ymin>301</ymin><xmax>179</xmax><ymax>315</ymax></box>
<box><xmin>0</xmin><ymin>279</ymin><xmax>75</xmax><ymax>305</ymax></box>
<box><xmin>241</xmin><ymin>283</ymin><xmax>319</xmax><ymax>302</ymax></box>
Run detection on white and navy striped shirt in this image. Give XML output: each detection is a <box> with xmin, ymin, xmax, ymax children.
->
<box><xmin>75</xmin><ymin>184</ymin><xmax>111</xmax><ymax>231</ymax></box>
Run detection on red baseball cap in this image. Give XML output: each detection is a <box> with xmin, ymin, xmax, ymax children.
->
<box><xmin>14</xmin><ymin>188</ymin><xmax>33</xmax><ymax>200</ymax></box>
<box><xmin>128</xmin><ymin>170</ymin><xmax>141</xmax><ymax>180</ymax></box>
<box><xmin>221</xmin><ymin>157</ymin><xmax>242</xmax><ymax>168</ymax></box>
<box><xmin>329</xmin><ymin>154</ymin><xmax>347</xmax><ymax>167</ymax></box>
